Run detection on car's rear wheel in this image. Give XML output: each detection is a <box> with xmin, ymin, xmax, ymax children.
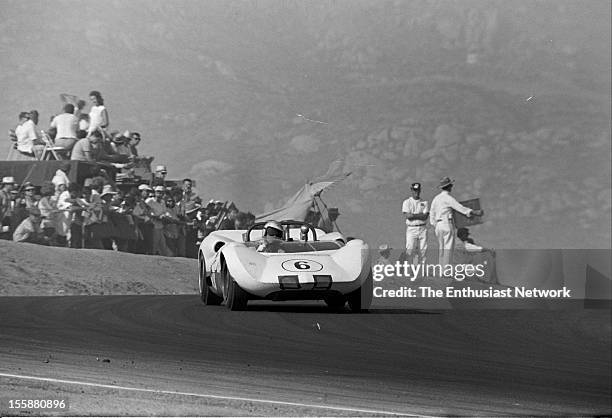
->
<box><xmin>324</xmin><ymin>294</ymin><xmax>346</xmax><ymax>311</ymax></box>
<box><xmin>199</xmin><ymin>257</ymin><xmax>222</xmax><ymax>305</ymax></box>
<box><xmin>223</xmin><ymin>268</ymin><xmax>249</xmax><ymax>311</ymax></box>
<box><xmin>347</xmin><ymin>271</ymin><xmax>373</xmax><ymax>312</ymax></box>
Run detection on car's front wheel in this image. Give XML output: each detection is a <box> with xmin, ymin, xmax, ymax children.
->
<box><xmin>223</xmin><ymin>268</ymin><xmax>249</xmax><ymax>311</ymax></box>
<box><xmin>347</xmin><ymin>271</ymin><xmax>373</xmax><ymax>312</ymax></box>
<box><xmin>199</xmin><ymin>257</ymin><xmax>222</xmax><ymax>305</ymax></box>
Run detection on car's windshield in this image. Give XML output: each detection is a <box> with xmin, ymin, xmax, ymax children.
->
<box><xmin>245</xmin><ymin>240</ymin><xmax>342</xmax><ymax>253</ymax></box>
<box><xmin>277</xmin><ymin>241</ymin><xmax>342</xmax><ymax>253</ymax></box>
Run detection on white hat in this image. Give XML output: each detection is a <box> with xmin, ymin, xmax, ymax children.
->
<box><xmin>155</xmin><ymin>165</ymin><xmax>167</xmax><ymax>172</ymax></box>
<box><xmin>2</xmin><ymin>176</ymin><xmax>15</xmax><ymax>184</ymax></box>
<box><xmin>52</xmin><ymin>175</ymin><xmax>69</xmax><ymax>187</ymax></box>
<box><xmin>138</xmin><ymin>184</ymin><xmax>152</xmax><ymax>191</ymax></box>
<box><xmin>154</xmin><ymin>185</ymin><xmax>166</xmax><ymax>192</ymax></box>
<box><xmin>100</xmin><ymin>184</ymin><xmax>118</xmax><ymax>197</ymax></box>
<box><xmin>438</xmin><ymin>176</ymin><xmax>455</xmax><ymax>189</ymax></box>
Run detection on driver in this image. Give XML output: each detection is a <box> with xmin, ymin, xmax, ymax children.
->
<box><xmin>257</xmin><ymin>220</ymin><xmax>284</xmax><ymax>252</ymax></box>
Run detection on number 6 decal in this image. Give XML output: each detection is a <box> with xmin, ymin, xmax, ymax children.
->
<box><xmin>281</xmin><ymin>259</ymin><xmax>323</xmax><ymax>272</ymax></box>
<box><xmin>294</xmin><ymin>261</ymin><xmax>310</xmax><ymax>270</ymax></box>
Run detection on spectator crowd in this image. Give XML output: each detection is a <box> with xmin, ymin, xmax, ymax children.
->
<box><xmin>8</xmin><ymin>91</ymin><xmax>152</xmax><ymax>185</ymax></box>
<box><xmin>3</xmin><ymin>90</ymin><xmax>257</xmax><ymax>257</ymax></box>
<box><xmin>0</xmin><ymin>170</ymin><xmax>256</xmax><ymax>258</ymax></box>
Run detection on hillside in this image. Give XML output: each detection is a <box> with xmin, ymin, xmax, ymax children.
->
<box><xmin>1</xmin><ymin>0</ymin><xmax>610</xmax><ymax>248</ymax></box>
<box><xmin>0</xmin><ymin>240</ymin><xmax>197</xmax><ymax>296</ymax></box>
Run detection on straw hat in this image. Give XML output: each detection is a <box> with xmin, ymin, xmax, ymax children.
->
<box><xmin>438</xmin><ymin>176</ymin><xmax>455</xmax><ymax>189</ymax></box>
<box><xmin>100</xmin><ymin>184</ymin><xmax>118</xmax><ymax>197</ymax></box>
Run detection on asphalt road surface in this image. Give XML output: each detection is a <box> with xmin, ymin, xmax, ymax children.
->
<box><xmin>1</xmin><ymin>296</ymin><xmax>610</xmax><ymax>416</ymax></box>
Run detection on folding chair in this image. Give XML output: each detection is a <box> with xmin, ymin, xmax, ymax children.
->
<box><xmin>40</xmin><ymin>130</ymin><xmax>71</xmax><ymax>160</ymax></box>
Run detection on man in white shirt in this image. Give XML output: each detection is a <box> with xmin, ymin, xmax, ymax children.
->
<box><xmin>402</xmin><ymin>182</ymin><xmax>429</xmax><ymax>264</ymax></box>
<box><xmin>146</xmin><ymin>185</ymin><xmax>173</xmax><ymax>256</ymax></box>
<box><xmin>14</xmin><ymin>112</ymin><xmax>44</xmax><ymax>158</ymax></box>
<box><xmin>429</xmin><ymin>177</ymin><xmax>483</xmax><ymax>266</ymax></box>
<box><xmin>50</xmin><ymin>104</ymin><xmax>78</xmax><ymax>150</ymax></box>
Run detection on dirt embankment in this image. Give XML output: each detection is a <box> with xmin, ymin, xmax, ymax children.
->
<box><xmin>0</xmin><ymin>240</ymin><xmax>198</xmax><ymax>296</ymax></box>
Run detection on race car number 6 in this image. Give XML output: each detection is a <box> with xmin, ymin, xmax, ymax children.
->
<box><xmin>281</xmin><ymin>259</ymin><xmax>323</xmax><ymax>272</ymax></box>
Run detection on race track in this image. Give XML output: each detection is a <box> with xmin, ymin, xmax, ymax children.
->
<box><xmin>1</xmin><ymin>296</ymin><xmax>610</xmax><ymax>416</ymax></box>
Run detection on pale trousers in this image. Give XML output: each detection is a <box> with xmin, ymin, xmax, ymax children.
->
<box><xmin>152</xmin><ymin>227</ymin><xmax>173</xmax><ymax>257</ymax></box>
<box><xmin>435</xmin><ymin>221</ymin><xmax>455</xmax><ymax>266</ymax></box>
<box><xmin>405</xmin><ymin>225</ymin><xmax>427</xmax><ymax>264</ymax></box>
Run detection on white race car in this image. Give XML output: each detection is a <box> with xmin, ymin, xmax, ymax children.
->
<box><xmin>197</xmin><ymin>220</ymin><xmax>373</xmax><ymax>311</ymax></box>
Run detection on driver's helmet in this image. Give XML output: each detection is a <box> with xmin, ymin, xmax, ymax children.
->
<box><xmin>263</xmin><ymin>221</ymin><xmax>284</xmax><ymax>239</ymax></box>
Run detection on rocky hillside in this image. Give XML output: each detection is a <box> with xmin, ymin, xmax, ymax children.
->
<box><xmin>1</xmin><ymin>0</ymin><xmax>610</xmax><ymax>248</ymax></box>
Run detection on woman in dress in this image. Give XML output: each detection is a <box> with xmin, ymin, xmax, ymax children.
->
<box><xmin>87</xmin><ymin>90</ymin><xmax>109</xmax><ymax>135</ymax></box>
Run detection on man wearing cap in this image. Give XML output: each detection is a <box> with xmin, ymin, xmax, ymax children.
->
<box><xmin>13</xmin><ymin>207</ymin><xmax>48</xmax><ymax>244</ymax></box>
<box><xmin>429</xmin><ymin>177</ymin><xmax>484</xmax><ymax>266</ymax></box>
<box><xmin>146</xmin><ymin>185</ymin><xmax>173</xmax><ymax>256</ymax></box>
<box><xmin>402</xmin><ymin>182</ymin><xmax>429</xmax><ymax>265</ymax></box>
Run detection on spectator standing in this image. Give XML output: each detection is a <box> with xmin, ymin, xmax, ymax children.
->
<box><xmin>13</xmin><ymin>207</ymin><xmax>48</xmax><ymax>244</ymax></box>
<box><xmin>0</xmin><ymin>176</ymin><xmax>15</xmax><ymax>224</ymax></box>
<box><xmin>182</xmin><ymin>200</ymin><xmax>201</xmax><ymax>258</ymax></box>
<box><xmin>37</xmin><ymin>181</ymin><xmax>58</xmax><ymax>245</ymax></box>
<box><xmin>97</xmin><ymin>185</ymin><xmax>118</xmax><ymax>250</ymax></box>
<box><xmin>146</xmin><ymin>185</ymin><xmax>173</xmax><ymax>256</ymax></box>
<box><xmin>402</xmin><ymin>182</ymin><xmax>429</xmax><ymax>264</ymax></box>
<box><xmin>79</xmin><ymin>185</ymin><xmax>104</xmax><ymax>249</ymax></box>
<box><xmin>1</xmin><ymin>177</ymin><xmax>17</xmax><ymax>239</ymax></box>
<box><xmin>66</xmin><ymin>183</ymin><xmax>85</xmax><ymax>248</ymax></box>
<box><xmin>132</xmin><ymin>184</ymin><xmax>154</xmax><ymax>254</ymax></box>
<box><xmin>87</xmin><ymin>90</ymin><xmax>109</xmax><ymax>135</ymax></box>
<box><xmin>55</xmin><ymin>182</ymin><xmax>72</xmax><ymax>247</ymax></box>
<box><xmin>163</xmin><ymin>196</ymin><xmax>181</xmax><ymax>255</ymax></box>
<box><xmin>176</xmin><ymin>178</ymin><xmax>199</xmax><ymax>256</ymax></box>
<box><xmin>50</xmin><ymin>103</ymin><xmax>78</xmax><ymax>150</ymax></box>
<box><xmin>429</xmin><ymin>177</ymin><xmax>483</xmax><ymax>266</ymax></box>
